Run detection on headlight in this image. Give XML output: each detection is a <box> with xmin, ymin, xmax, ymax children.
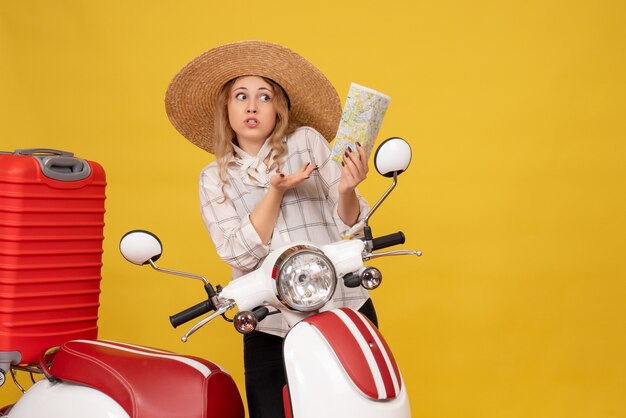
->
<box><xmin>273</xmin><ymin>245</ymin><xmax>337</xmax><ymax>311</ymax></box>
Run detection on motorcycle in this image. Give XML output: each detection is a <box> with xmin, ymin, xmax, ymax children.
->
<box><xmin>1</xmin><ymin>137</ymin><xmax>421</xmax><ymax>418</ymax></box>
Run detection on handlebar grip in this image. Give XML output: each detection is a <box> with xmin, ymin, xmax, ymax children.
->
<box><xmin>169</xmin><ymin>300</ymin><xmax>213</xmax><ymax>328</ymax></box>
<box><xmin>372</xmin><ymin>231</ymin><xmax>405</xmax><ymax>251</ymax></box>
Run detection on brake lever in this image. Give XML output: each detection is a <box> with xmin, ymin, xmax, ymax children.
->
<box><xmin>181</xmin><ymin>300</ymin><xmax>236</xmax><ymax>342</ymax></box>
<box><xmin>362</xmin><ymin>249</ymin><xmax>422</xmax><ymax>261</ymax></box>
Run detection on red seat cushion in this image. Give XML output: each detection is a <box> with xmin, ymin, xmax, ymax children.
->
<box><xmin>51</xmin><ymin>340</ymin><xmax>244</xmax><ymax>418</ymax></box>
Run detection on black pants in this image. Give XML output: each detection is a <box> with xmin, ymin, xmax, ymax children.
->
<box><xmin>243</xmin><ymin>299</ymin><xmax>378</xmax><ymax>418</ymax></box>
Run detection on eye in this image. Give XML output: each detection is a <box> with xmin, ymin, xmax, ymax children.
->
<box><xmin>260</xmin><ymin>94</ymin><xmax>272</xmax><ymax>103</ymax></box>
<box><xmin>235</xmin><ymin>92</ymin><xmax>247</xmax><ymax>101</ymax></box>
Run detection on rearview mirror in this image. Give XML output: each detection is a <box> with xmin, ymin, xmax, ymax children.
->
<box><xmin>374</xmin><ymin>137</ymin><xmax>412</xmax><ymax>177</ymax></box>
<box><xmin>119</xmin><ymin>230</ymin><xmax>162</xmax><ymax>265</ymax></box>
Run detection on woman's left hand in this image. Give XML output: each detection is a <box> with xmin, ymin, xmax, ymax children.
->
<box><xmin>338</xmin><ymin>142</ymin><xmax>369</xmax><ymax>195</ymax></box>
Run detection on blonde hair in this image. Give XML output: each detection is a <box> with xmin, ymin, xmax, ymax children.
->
<box><xmin>213</xmin><ymin>77</ymin><xmax>298</xmax><ymax>195</ymax></box>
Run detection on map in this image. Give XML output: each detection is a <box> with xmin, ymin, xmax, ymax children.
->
<box><xmin>331</xmin><ymin>83</ymin><xmax>390</xmax><ymax>162</ymax></box>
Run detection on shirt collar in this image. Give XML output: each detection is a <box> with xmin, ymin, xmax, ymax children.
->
<box><xmin>228</xmin><ymin>138</ymin><xmax>278</xmax><ymax>185</ymax></box>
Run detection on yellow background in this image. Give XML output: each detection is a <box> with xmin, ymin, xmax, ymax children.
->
<box><xmin>2</xmin><ymin>0</ymin><xmax>625</xmax><ymax>417</ymax></box>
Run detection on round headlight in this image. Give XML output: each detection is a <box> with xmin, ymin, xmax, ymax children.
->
<box><xmin>274</xmin><ymin>245</ymin><xmax>337</xmax><ymax>312</ymax></box>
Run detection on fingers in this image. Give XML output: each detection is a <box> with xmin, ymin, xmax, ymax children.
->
<box><xmin>300</xmin><ymin>162</ymin><xmax>318</xmax><ymax>178</ymax></box>
<box><xmin>270</xmin><ymin>162</ymin><xmax>316</xmax><ymax>192</ymax></box>
<box><xmin>342</xmin><ymin>144</ymin><xmax>368</xmax><ymax>180</ymax></box>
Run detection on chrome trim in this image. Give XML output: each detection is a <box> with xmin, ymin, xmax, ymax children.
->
<box><xmin>181</xmin><ymin>301</ymin><xmax>235</xmax><ymax>342</ymax></box>
<box><xmin>364</xmin><ymin>171</ymin><xmax>398</xmax><ymax>226</ymax></box>
<box><xmin>148</xmin><ymin>259</ymin><xmax>209</xmax><ymax>285</ymax></box>
<box><xmin>363</xmin><ymin>249</ymin><xmax>422</xmax><ymax>261</ymax></box>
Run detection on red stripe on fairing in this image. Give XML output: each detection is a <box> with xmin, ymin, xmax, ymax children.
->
<box><xmin>305</xmin><ymin>310</ymin><xmax>379</xmax><ymax>399</ymax></box>
<box><xmin>340</xmin><ymin>308</ymin><xmax>401</xmax><ymax>397</ymax></box>
<box><xmin>283</xmin><ymin>384</ymin><xmax>293</xmax><ymax>418</ymax></box>
<box><xmin>370</xmin><ymin>320</ymin><xmax>402</xmax><ymax>390</ymax></box>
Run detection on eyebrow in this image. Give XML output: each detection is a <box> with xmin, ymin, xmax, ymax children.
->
<box><xmin>232</xmin><ymin>86</ymin><xmax>273</xmax><ymax>93</ymax></box>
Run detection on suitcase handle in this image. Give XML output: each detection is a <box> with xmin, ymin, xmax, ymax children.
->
<box><xmin>14</xmin><ymin>148</ymin><xmax>75</xmax><ymax>157</ymax></box>
<box><xmin>15</xmin><ymin>148</ymin><xmax>92</xmax><ymax>182</ymax></box>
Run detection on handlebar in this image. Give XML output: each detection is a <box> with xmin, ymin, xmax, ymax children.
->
<box><xmin>170</xmin><ymin>300</ymin><xmax>213</xmax><ymax>328</ymax></box>
<box><xmin>371</xmin><ymin>231</ymin><xmax>405</xmax><ymax>251</ymax></box>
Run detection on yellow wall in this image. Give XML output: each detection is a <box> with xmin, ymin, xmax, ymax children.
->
<box><xmin>2</xmin><ymin>1</ymin><xmax>625</xmax><ymax>416</ymax></box>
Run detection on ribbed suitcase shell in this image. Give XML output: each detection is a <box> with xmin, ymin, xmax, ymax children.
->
<box><xmin>0</xmin><ymin>149</ymin><xmax>106</xmax><ymax>364</ymax></box>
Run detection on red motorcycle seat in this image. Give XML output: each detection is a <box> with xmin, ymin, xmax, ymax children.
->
<box><xmin>51</xmin><ymin>339</ymin><xmax>244</xmax><ymax>418</ymax></box>
<box><xmin>304</xmin><ymin>308</ymin><xmax>402</xmax><ymax>400</ymax></box>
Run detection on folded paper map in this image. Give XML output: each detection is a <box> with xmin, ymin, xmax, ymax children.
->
<box><xmin>331</xmin><ymin>83</ymin><xmax>390</xmax><ymax>162</ymax></box>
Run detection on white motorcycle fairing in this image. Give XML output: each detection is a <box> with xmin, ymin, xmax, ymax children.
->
<box><xmin>283</xmin><ymin>308</ymin><xmax>411</xmax><ymax>418</ymax></box>
<box><xmin>8</xmin><ymin>378</ymin><xmax>130</xmax><ymax>417</ymax></box>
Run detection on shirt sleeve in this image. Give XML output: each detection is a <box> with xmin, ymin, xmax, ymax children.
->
<box><xmin>199</xmin><ymin>166</ymin><xmax>270</xmax><ymax>273</ymax></box>
<box><xmin>303</xmin><ymin>128</ymin><xmax>370</xmax><ymax>237</ymax></box>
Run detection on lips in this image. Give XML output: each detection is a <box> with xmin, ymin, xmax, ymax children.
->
<box><xmin>245</xmin><ymin>118</ymin><xmax>259</xmax><ymax>127</ymax></box>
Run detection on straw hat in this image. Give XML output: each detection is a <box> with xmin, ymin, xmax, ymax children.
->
<box><xmin>165</xmin><ymin>40</ymin><xmax>342</xmax><ymax>153</ymax></box>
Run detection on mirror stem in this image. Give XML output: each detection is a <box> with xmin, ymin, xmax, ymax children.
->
<box><xmin>364</xmin><ymin>171</ymin><xmax>398</xmax><ymax>226</ymax></box>
<box><xmin>148</xmin><ymin>259</ymin><xmax>209</xmax><ymax>285</ymax></box>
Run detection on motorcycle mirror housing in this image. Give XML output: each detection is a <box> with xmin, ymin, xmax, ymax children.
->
<box><xmin>119</xmin><ymin>230</ymin><xmax>163</xmax><ymax>265</ymax></box>
<box><xmin>363</xmin><ymin>137</ymin><xmax>412</xmax><ymax>230</ymax></box>
<box><xmin>374</xmin><ymin>137</ymin><xmax>412</xmax><ymax>178</ymax></box>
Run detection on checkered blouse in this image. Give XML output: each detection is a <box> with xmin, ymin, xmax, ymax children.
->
<box><xmin>199</xmin><ymin>126</ymin><xmax>370</xmax><ymax>336</ymax></box>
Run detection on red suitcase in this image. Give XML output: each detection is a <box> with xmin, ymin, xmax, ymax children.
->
<box><xmin>0</xmin><ymin>148</ymin><xmax>106</xmax><ymax>367</ymax></box>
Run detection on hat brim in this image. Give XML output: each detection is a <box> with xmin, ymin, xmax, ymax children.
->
<box><xmin>165</xmin><ymin>41</ymin><xmax>341</xmax><ymax>154</ymax></box>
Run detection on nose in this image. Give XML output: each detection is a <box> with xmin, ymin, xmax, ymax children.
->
<box><xmin>246</xmin><ymin>102</ymin><xmax>257</xmax><ymax>114</ymax></box>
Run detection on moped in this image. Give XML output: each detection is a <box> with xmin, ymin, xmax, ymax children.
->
<box><xmin>1</xmin><ymin>137</ymin><xmax>421</xmax><ymax>418</ymax></box>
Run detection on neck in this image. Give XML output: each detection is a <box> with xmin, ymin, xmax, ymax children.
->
<box><xmin>236</xmin><ymin>136</ymin><xmax>268</xmax><ymax>157</ymax></box>
<box><xmin>240</xmin><ymin>143</ymin><xmax>263</xmax><ymax>157</ymax></box>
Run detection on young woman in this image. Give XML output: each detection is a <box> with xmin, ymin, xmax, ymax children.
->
<box><xmin>165</xmin><ymin>40</ymin><xmax>378</xmax><ymax>418</ymax></box>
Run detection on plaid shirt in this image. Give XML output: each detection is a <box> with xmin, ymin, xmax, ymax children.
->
<box><xmin>199</xmin><ymin>127</ymin><xmax>370</xmax><ymax>336</ymax></box>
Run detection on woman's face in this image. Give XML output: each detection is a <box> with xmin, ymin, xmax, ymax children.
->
<box><xmin>227</xmin><ymin>76</ymin><xmax>278</xmax><ymax>155</ymax></box>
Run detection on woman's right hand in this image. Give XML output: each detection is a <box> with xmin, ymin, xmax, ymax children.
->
<box><xmin>269</xmin><ymin>162</ymin><xmax>317</xmax><ymax>193</ymax></box>
<box><xmin>251</xmin><ymin>162</ymin><xmax>317</xmax><ymax>243</ymax></box>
